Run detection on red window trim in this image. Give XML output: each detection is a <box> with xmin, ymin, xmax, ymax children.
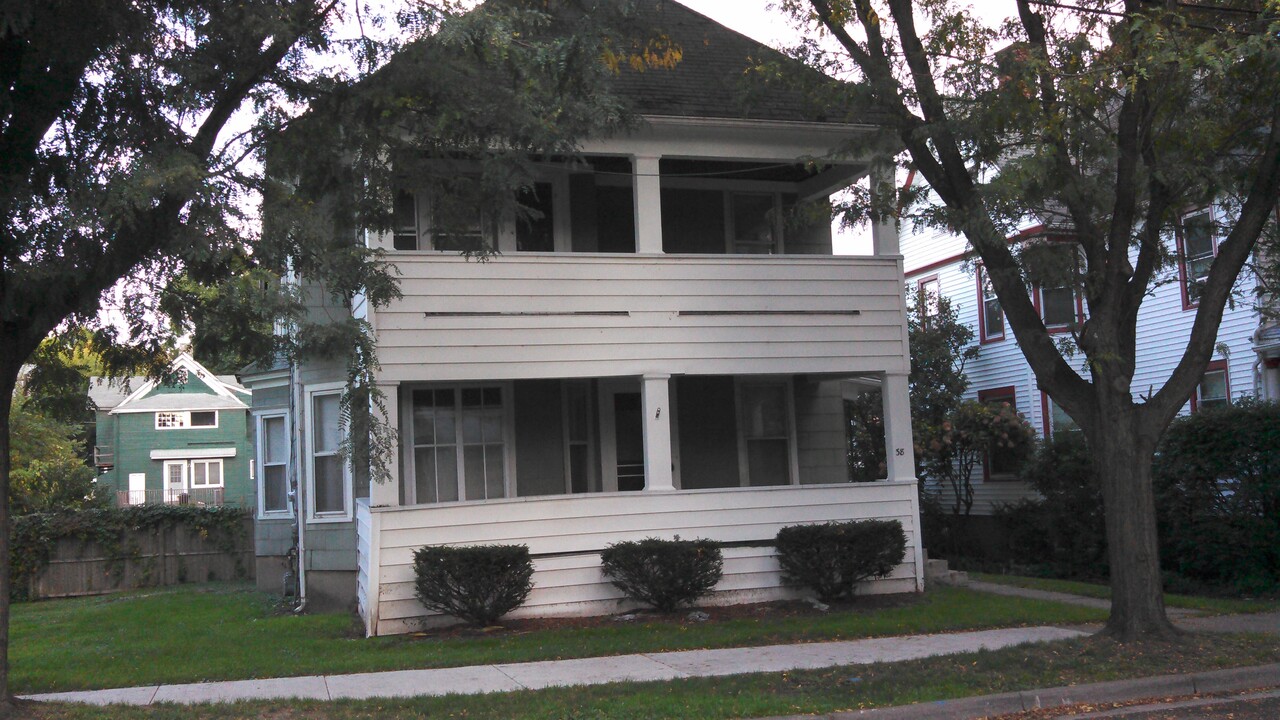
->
<box><xmin>916</xmin><ymin>275</ymin><xmax>940</xmax><ymax>319</ymax></box>
<box><xmin>977</xmin><ymin>386</ymin><xmax>1018</xmax><ymax>481</ymax></box>
<box><xmin>1177</xmin><ymin>207</ymin><xmax>1218</xmax><ymax>312</ymax></box>
<box><xmin>1189</xmin><ymin>359</ymin><xmax>1230</xmax><ymax>413</ymax></box>
<box><xmin>976</xmin><ymin>265</ymin><xmax>1005</xmax><ymax>344</ymax></box>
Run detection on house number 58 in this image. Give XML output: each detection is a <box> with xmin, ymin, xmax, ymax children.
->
<box><xmin>895</xmin><ymin>448</ymin><xmax>905</xmax><ymax>456</ymax></box>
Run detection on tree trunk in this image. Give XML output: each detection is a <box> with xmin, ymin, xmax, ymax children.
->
<box><xmin>1090</xmin><ymin>407</ymin><xmax>1179</xmax><ymax>640</ymax></box>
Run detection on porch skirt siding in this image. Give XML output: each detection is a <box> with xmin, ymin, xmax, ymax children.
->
<box><xmin>357</xmin><ymin>481</ymin><xmax>922</xmax><ymax>636</ymax></box>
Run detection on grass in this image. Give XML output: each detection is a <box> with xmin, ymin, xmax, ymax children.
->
<box><xmin>970</xmin><ymin>572</ymin><xmax>1280</xmax><ymax>614</ymax></box>
<box><xmin>21</xmin><ymin>632</ymin><xmax>1280</xmax><ymax>719</ymax></box>
<box><xmin>11</xmin><ymin>582</ymin><xmax>1107</xmax><ymax>694</ymax></box>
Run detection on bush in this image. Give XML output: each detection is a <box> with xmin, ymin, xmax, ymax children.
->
<box><xmin>412</xmin><ymin>544</ymin><xmax>534</xmax><ymax>626</ymax></box>
<box><xmin>775</xmin><ymin>520</ymin><xmax>906</xmax><ymax>603</ymax></box>
<box><xmin>994</xmin><ymin>432</ymin><xmax>1107</xmax><ymax>580</ymax></box>
<box><xmin>599</xmin><ymin>537</ymin><xmax>723</xmax><ymax>612</ymax></box>
<box><xmin>1154</xmin><ymin>399</ymin><xmax>1280</xmax><ymax>595</ymax></box>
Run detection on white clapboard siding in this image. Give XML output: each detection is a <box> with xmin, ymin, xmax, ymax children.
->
<box><xmin>356</xmin><ymin>482</ymin><xmax>922</xmax><ymax>635</ymax></box>
<box><xmin>370</xmin><ymin>253</ymin><xmax>909</xmax><ymax>381</ymax></box>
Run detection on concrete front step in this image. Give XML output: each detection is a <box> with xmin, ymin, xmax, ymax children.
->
<box><xmin>924</xmin><ymin>558</ymin><xmax>968</xmax><ymax>587</ymax></box>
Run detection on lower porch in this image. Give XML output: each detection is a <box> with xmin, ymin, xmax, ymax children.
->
<box><xmin>357</xmin><ymin>480</ymin><xmax>923</xmax><ymax>636</ymax></box>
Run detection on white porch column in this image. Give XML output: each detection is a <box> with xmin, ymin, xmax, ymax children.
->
<box><xmin>368</xmin><ymin>381</ymin><xmax>400</xmax><ymax>507</ymax></box>
<box><xmin>880</xmin><ymin>373</ymin><xmax>916</xmax><ymax>481</ymax></box>
<box><xmin>632</xmin><ymin>154</ymin><xmax>664</xmax><ymax>254</ymax></box>
<box><xmin>870</xmin><ymin>163</ymin><xmax>900</xmax><ymax>256</ymax></box>
<box><xmin>641</xmin><ymin>373</ymin><xmax>675</xmax><ymax>491</ymax></box>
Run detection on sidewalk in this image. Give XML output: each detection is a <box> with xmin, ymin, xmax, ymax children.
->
<box><xmin>22</xmin><ymin>625</ymin><xmax>1087</xmax><ymax>706</ymax></box>
<box><xmin>21</xmin><ymin>582</ymin><xmax>1278</xmax><ymax>708</ymax></box>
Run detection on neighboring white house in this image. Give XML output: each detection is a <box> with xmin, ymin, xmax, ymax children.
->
<box><xmin>245</xmin><ymin>1</ymin><xmax>924</xmax><ymax>634</ymax></box>
<box><xmin>901</xmin><ymin>199</ymin><xmax>1280</xmax><ymax>515</ymax></box>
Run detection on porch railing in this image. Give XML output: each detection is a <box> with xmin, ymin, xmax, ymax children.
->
<box><xmin>115</xmin><ymin>488</ymin><xmax>225</xmax><ymax>508</ymax></box>
<box><xmin>93</xmin><ymin>445</ymin><xmax>115</xmax><ymax>469</ymax></box>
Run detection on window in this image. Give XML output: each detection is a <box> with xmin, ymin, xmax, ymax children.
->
<box><xmin>1042</xmin><ymin>393</ymin><xmax>1079</xmax><ymax>438</ymax></box>
<box><xmin>155</xmin><ymin>410</ymin><xmax>218</xmax><ymax>429</ymax></box>
<box><xmin>189</xmin><ymin>459</ymin><xmax>223</xmax><ymax>488</ymax></box>
<box><xmin>730</xmin><ymin>193</ymin><xmax>780</xmax><ymax>254</ymax></box>
<box><xmin>977</xmin><ymin>266</ymin><xmax>1005</xmax><ymax>342</ymax></box>
<box><xmin>391</xmin><ymin>190</ymin><xmax>485</xmax><ymax>252</ymax></box>
<box><xmin>516</xmin><ymin>183</ymin><xmax>556</xmax><ymax>252</ymax></box>
<box><xmin>736</xmin><ymin>380</ymin><xmax>795</xmax><ymax>487</ymax></box>
<box><xmin>977</xmin><ymin>386</ymin><xmax>1019</xmax><ymax>480</ymax></box>
<box><xmin>1038</xmin><ymin>285</ymin><xmax>1077</xmax><ymax>329</ymax></box>
<box><xmin>257</xmin><ymin>413</ymin><xmax>291</xmax><ymax>517</ymax></box>
<box><xmin>917</xmin><ymin>276</ymin><xmax>941</xmax><ymax>320</ymax></box>
<box><xmin>1179</xmin><ymin>207</ymin><xmax>1217</xmax><ymax>308</ymax></box>
<box><xmin>307</xmin><ymin>387</ymin><xmax>350</xmax><ymax>520</ymax></box>
<box><xmin>563</xmin><ymin>381</ymin><xmax>594</xmax><ymax>494</ymax></box>
<box><xmin>1192</xmin><ymin>360</ymin><xmax>1230</xmax><ymax>412</ymax></box>
<box><xmin>407</xmin><ymin>385</ymin><xmax>508</xmax><ymax>504</ymax></box>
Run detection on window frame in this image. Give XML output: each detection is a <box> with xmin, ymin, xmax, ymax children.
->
<box><xmin>255</xmin><ymin>410</ymin><xmax>293</xmax><ymax>519</ymax></box>
<box><xmin>1039</xmin><ymin>391</ymin><xmax>1079</xmax><ymax>438</ymax></box>
<box><xmin>561</xmin><ymin>380</ymin><xmax>597</xmax><ymax>494</ymax></box>
<box><xmin>977</xmin><ymin>386</ymin><xmax>1019</xmax><ymax>481</ymax></box>
<box><xmin>155</xmin><ymin>410</ymin><xmax>219</xmax><ymax>430</ymax></box>
<box><xmin>390</xmin><ymin>189</ymin><xmax>488</xmax><ymax>253</ymax></box>
<box><xmin>189</xmin><ymin>458</ymin><xmax>224</xmax><ymax>488</ymax></box>
<box><xmin>1190</xmin><ymin>359</ymin><xmax>1230</xmax><ymax>413</ymax></box>
<box><xmin>916</xmin><ymin>275</ymin><xmax>941</xmax><ymax>321</ymax></box>
<box><xmin>400</xmin><ymin>382</ymin><xmax>515</xmax><ymax>506</ymax></box>
<box><xmin>976</xmin><ymin>265</ymin><xmax>1006</xmax><ymax>343</ymax></box>
<box><xmin>305</xmin><ymin>383</ymin><xmax>352</xmax><ymax>523</ymax></box>
<box><xmin>733</xmin><ymin>377</ymin><xmax>800</xmax><ymax>487</ymax></box>
<box><xmin>1177</xmin><ymin>206</ymin><xmax>1219</xmax><ymax>311</ymax></box>
<box><xmin>726</xmin><ymin>191</ymin><xmax>784</xmax><ymax>255</ymax></box>
<box><xmin>1034</xmin><ymin>284</ymin><xmax>1080</xmax><ymax>333</ymax></box>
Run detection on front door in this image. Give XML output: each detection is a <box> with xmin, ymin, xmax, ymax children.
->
<box><xmin>599</xmin><ymin>379</ymin><xmax>645</xmax><ymax>492</ymax></box>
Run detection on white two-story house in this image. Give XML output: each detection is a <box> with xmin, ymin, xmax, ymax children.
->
<box><xmin>246</xmin><ymin>0</ymin><xmax>924</xmax><ymax>634</ymax></box>
<box><xmin>902</xmin><ymin>197</ymin><xmax>1280</xmax><ymax>515</ymax></box>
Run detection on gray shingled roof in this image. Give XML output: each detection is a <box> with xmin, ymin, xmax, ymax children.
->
<box><xmin>611</xmin><ymin>1</ymin><xmax>876</xmax><ymax>124</ymax></box>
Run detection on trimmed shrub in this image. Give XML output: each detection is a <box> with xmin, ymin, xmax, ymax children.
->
<box><xmin>412</xmin><ymin>544</ymin><xmax>534</xmax><ymax>626</ymax></box>
<box><xmin>1154</xmin><ymin>399</ymin><xmax>1280</xmax><ymax>595</ymax></box>
<box><xmin>994</xmin><ymin>432</ymin><xmax>1107</xmax><ymax>580</ymax></box>
<box><xmin>775</xmin><ymin>520</ymin><xmax>906</xmax><ymax>603</ymax></box>
<box><xmin>600</xmin><ymin>537</ymin><xmax>723</xmax><ymax>612</ymax></box>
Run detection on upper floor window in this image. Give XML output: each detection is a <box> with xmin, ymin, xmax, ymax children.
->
<box><xmin>1179</xmin><ymin>207</ymin><xmax>1218</xmax><ymax>309</ymax></box>
<box><xmin>917</xmin><ymin>276</ymin><xmax>941</xmax><ymax>320</ymax></box>
<box><xmin>156</xmin><ymin>410</ymin><xmax>217</xmax><ymax>429</ymax></box>
<box><xmin>1038</xmin><ymin>284</ymin><xmax>1078</xmax><ymax>330</ymax></box>
<box><xmin>392</xmin><ymin>190</ymin><xmax>484</xmax><ymax>252</ymax></box>
<box><xmin>977</xmin><ymin>266</ymin><xmax>1005</xmax><ymax>343</ymax></box>
<box><xmin>1191</xmin><ymin>360</ymin><xmax>1229</xmax><ymax>412</ymax></box>
<box><xmin>730</xmin><ymin>193</ymin><xmax>780</xmax><ymax>254</ymax></box>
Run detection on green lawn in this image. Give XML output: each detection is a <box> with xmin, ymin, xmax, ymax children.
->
<box><xmin>970</xmin><ymin>572</ymin><xmax>1280</xmax><ymax>614</ymax></box>
<box><xmin>12</xmin><ymin>582</ymin><xmax>1107</xmax><ymax>694</ymax></box>
<box><xmin>23</xmin><ymin>632</ymin><xmax>1280</xmax><ymax>720</ymax></box>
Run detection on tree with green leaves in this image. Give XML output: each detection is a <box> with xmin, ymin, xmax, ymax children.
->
<box><xmin>0</xmin><ymin>0</ymin><xmax>653</xmax><ymax>707</ymax></box>
<box><xmin>783</xmin><ymin>0</ymin><xmax>1280</xmax><ymax>638</ymax></box>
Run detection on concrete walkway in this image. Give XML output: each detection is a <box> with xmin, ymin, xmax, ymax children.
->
<box><xmin>23</xmin><ymin>625</ymin><xmax>1087</xmax><ymax>706</ymax></box>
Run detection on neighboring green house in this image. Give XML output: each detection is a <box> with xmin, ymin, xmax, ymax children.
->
<box><xmin>91</xmin><ymin>354</ymin><xmax>253</xmax><ymax>507</ymax></box>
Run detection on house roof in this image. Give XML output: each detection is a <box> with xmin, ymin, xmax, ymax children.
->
<box><xmin>610</xmin><ymin>1</ymin><xmax>875</xmax><ymax>125</ymax></box>
<box><xmin>89</xmin><ymin>354</ymin><xmax>250</xmax><ymax>414</ymax></box>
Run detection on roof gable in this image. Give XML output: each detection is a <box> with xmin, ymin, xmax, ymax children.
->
<box><xmin>97</xmin><ymin>354</ymin><xmax>250</xmax><ymax>415</ymax></box>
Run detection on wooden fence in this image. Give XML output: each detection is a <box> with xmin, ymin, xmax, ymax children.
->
<box><xmin>25</xmin><ymin>516</ymin><xmax>256</xmax><ymax>600</ymax></box>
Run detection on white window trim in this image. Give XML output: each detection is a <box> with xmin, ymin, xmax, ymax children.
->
<box><xmin>255</xmin><ymin>410</ymin><xmax>293</xmax><ymax>519</ymax></box>
<box><xmin>189</xmin><ymin>458</ymin><xmax>224</xmax><ymax>489</ymax></box>
<box><xmin>163</xmin><ymin>460</ymin><xmax>187</xmax><ymax>492</ymax></box>
<box><xmin>306</xmin><ymin>382</ymin><xmax>353</xmax><ymax>523</ymax></box>
<box><xmin>400</xmin><ymin>382</ymin><xmax>515</xmax><ymax>506</ymax></box>
<box><xmin>725</xmin><ymin>191</ymin><xmax>785</xmax><ymax>255</ymax></box>
<box><xmin>561</xmin><ymin>380</ymin><xmax>597</xmax><ymax>495</ymax></box>
<box><xmin>155</xmin><ymin>410</ymin><xmax>219</xmax><ymax>430</ymax></box>
<box><xmin>734</xmin><ymin>377</ymin><xmax>801</xmax><ymax>487</ymax></box>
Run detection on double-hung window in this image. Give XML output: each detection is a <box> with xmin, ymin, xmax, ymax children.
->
<box><xmin>1039</xmin><ymin>284</ymin><xmax>1077</xmax><ymax>329</ymax></box>
<box><xmin>1192</xmin><ymin>360</ymin><xmax>1229</xmax><ymax>412</ymax></box>
<box><xmin>917</xmin><ymin>276</ymin><xmax>941</xmax><ymax>322</ymax></box>
<box><xmin>392</xmin><ymin>190</ymin><xmax>485</xmax><ymax>252</ymax></box>
<box><xmin>978</xmin><ymin>266</ymin><xmax>1005</xmax><ymax>342</ymax></box>
<box><xmin>408</xmin><ymin>385</ymin><xmax>508</xmax><ymax>504</ymax></box>
<box><xmin>1179</xmin><ymin>207</ymin><xmax>1217</xmax><ymax>308</ymax></box>
<box><xmin>257</xmin><ymin>413</ymin><xmax>291</xmax><ymax>517</ymax></box>
<box><xmin>307</xmin><ymin>386</ymin><xmax>350</xmax><ymax>521</ymax></box>
<box><xmin>978</xmin><ymin>386</ymin><xmax>1019</xmax><ymax>480</ymax></box>
<box><xmin>736</xmin><ymin>379</ymin><xmax>796</xmax><ymax>487</ymax></box>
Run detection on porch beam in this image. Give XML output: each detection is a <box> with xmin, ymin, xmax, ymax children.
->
<box><xmin>632</xmin><ymin>154</ymin><xmax>664</xmax><ymax>254</ymax></box>
<box><xmin>369</xmin><ymin>381</ymin><xmax>401</xmax><ymax>507</ymax></box>
<box><xmin>881</xmin><ymin>372</ymin><xmax>916</xmax><ymax>482</ymax></box>
<box><xmin>641</xmin><ymin>373</ymin><xmax>676</xmax><ymax>491</ymax></box>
